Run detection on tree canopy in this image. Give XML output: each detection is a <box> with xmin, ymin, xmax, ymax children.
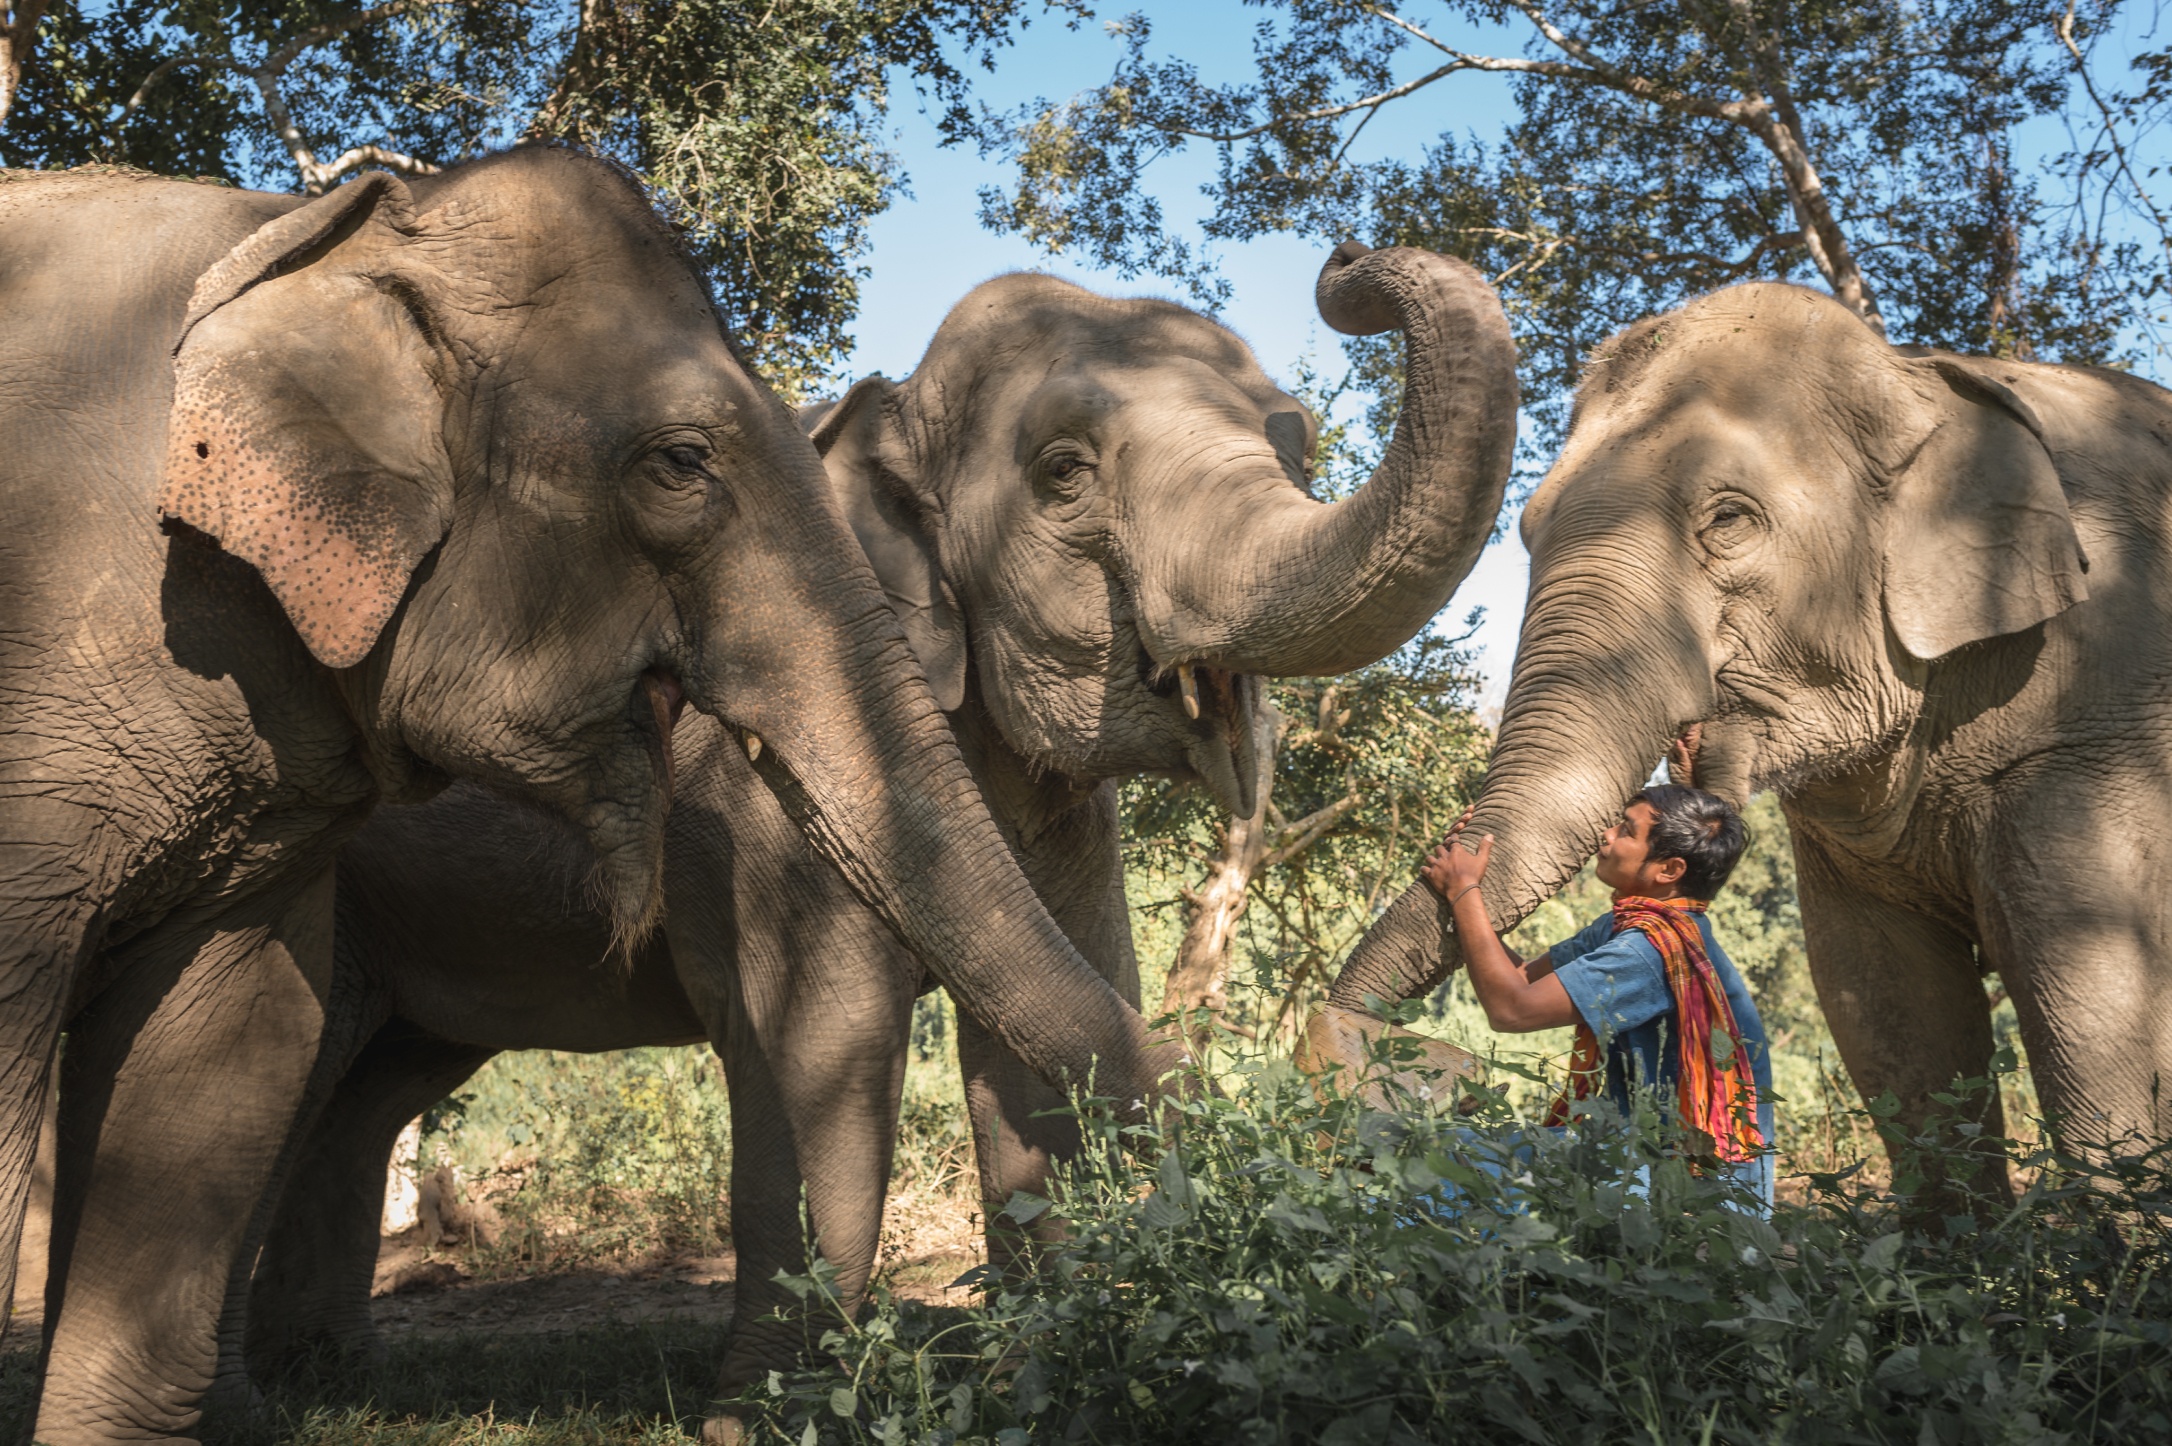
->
<box><xmin>970</xmin><ymin>0</ymin><xmax>2171</xmax><ymax>444</ymax></box>
<box><xmin>0</xmin><ymin>0</ymin><xmax>1065</xmax><ymax>392</ymax></box>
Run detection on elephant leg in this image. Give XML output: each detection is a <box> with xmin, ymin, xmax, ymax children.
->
<box><xmin>1793</xmin><ymin>833</ymin><xmax>2006</xmax><ymax>1210</ymax></box>
<box><xmin>660</xmin><ymin>770</ymin><xmax>919</xmax><ymax>1428</ymax></box>
<box><xmin>0</xmin><ymin>821</ymin><xmax>102</xmax><ymax>1338</ymax></box>
<box><xmin>1974</xmin><ymin>788</ymin><xmax>2172</xmax><ymax>1152</ymax></box>
<box><xmin>246</xmin><ymin>1022</ymin><xmax>493</xmax><ymax>1374</ymax></box>
<box><xmin>703</xmin><ymin>935</ymin><xmax>917</xmax><ymax>1416</ymax></box>
<box><xmin>956</xmin><ymin>1012</ymin><xmax>1090</xmax><ymax>1276</ymax></box>
<box><xmin>955</xmin><ymin>778</ymin><xmax>1141</xmax><ymax>1277</ymax></box>
<box><xmin>35</xmin><ymin>868</ymin><xmax>333</xmax><ymax>1445</ymax></box>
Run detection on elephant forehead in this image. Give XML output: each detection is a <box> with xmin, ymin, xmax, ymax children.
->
<box><xmin>1019</xmin><ymin>354</ymin><xmax>1279</xmax><ymax>429</ymax></box>
<box><xmin>1526</xmin><ymin>399</ymin><xmax>1817</xmax><ymax>545</ymax></box>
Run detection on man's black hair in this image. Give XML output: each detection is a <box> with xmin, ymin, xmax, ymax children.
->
<box><xmin>1634</xmin><ymin>784</ymin><xmax>1748</xmax><ymax>901</ymax></box>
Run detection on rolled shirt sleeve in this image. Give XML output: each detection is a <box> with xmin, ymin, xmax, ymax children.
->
<box><xmin>1551</xmin><ymin>930</ymin><xmax>1673</xmax><ymax>1039</ymax></box>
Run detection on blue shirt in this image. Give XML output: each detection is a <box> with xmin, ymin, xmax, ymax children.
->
<box><xmin>1547</xmin><ymin>909</ymin><xmax>1777</xmax><ymax>1149</ymax></box>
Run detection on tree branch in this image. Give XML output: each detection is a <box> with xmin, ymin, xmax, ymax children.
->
<box><xmin>126</xmin><ymin>50</ymin><xmax>220</xmax><ymax>112</ymax></box>
<box><xmin>1261</xmin><ymin>793</ymin><xmax>1362</xmax><ymax>873</ymax></box>
<box><xmin>528</xmin><ymin>0</ymin><xmax>606</xmax><ymax>140</ymax></box>
<box><xmin>2058</xmin><ymin>0</ymin><xmax>2172</xmax><ymax>277</ymax></box>
<box><xmin>314</xmin><ymin>143</ymin><xmax>444</xmax><ymax>184</ymax></box>
<box><xmin>0</xmin><ymin>0</ymin><xmax>53</xmax><ymax>134</ymax></box>
<box><xmin>1173</xmin><ymin>39</ymin><xmax>1761</xmax><ymax>146</ymax></box>
<box><xmin>124</xmin><ymin>2</ymin><xmax>456</xmax><ymax>193</ymax></box>
<box><xmin>1690</xmin><ymin>0</ymin><xmax>1886</xmax><ymax>331</ymax></box>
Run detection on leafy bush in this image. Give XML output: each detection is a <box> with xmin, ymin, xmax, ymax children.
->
<box><xmin>741</xmin><ymin>1047</ymin><xmax>2172</xmax><ymax>1445</ymax></box>
<box><xmin>429</xmin><ymin>1046</ymin><xmax>735</xmax><ymax>1268</ymax></box>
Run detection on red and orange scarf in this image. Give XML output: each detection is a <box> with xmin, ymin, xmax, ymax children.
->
<box><xmin>1543</xmin><ymin>896</ymin><xmax>1764</xmax><ymax>1163</ymax></box>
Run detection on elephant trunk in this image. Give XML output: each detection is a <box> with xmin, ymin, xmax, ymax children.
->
<box><xmin>702</xmin><ymin>580</ymin><xmax>1184</xmax><ymax>1114</ymax></box>
<box><xmin>1151</xmin><ymin>242</ymin><xmax>1519</xmax><ymax>677</ymax></box>
<box><xmin>1329</xmin><ymin>564</ymin><xmax>1710</xmax><ymax>1009</ymax></box>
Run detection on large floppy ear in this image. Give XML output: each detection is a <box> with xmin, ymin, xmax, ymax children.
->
<box><xmin>806</xmin><ymin>376</ymin><xmax>968</xmax><ymax>712</ymax></box>
<box><xmin>1877</xmin><ymin>354</ymin><xmax>2088</xmax><ymax>662</ymax></box>
<box><xmin>160</xmin><ymin>172</ymin><xmax>455</xmax><ymax>670</ymax></box>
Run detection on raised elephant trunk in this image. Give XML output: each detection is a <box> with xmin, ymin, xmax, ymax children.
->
<box><xmin>1155</xmin><ymin>242</ymin><xmax>1519</xmax><ymax>677</ymax></box>
<box><xmin>1328</xmin><ymin>582</ymin><xmax>1708</xmax><ymax>1009</ymax></box>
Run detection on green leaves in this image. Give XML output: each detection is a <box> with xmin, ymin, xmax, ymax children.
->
<box><xmin>965</xmin><ymin>0</ymin><xmax>2159</xmax><ymax>459</ymax></box>
<box><xmin>2</xmin><ymin>0</ymin><xmax>1044</xmax><ymax>395</ymax></box>
<box><xmin>743</xmin><ymin>1064</ymin><xmax>2172</xmax><ymax>1444</ymax></box>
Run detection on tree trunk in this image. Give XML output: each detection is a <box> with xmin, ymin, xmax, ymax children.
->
<box><xmin>0</xmin><ymin>1</ymin><xmax>51</xmax><ymax>136</ymax></box>
<box><xmin>1161</xmin><ymin>697</ymin><xmax>1280</xmax><ymax>1048</ymax></box>
<box><xmin>1159</xmin><ymin>691</ymin><xmax>1373</xmax><ymax>1051</ymax></box>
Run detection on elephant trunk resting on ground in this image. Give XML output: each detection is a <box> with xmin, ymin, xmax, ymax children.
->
<box><xmin>1</xmin><ymin>150</ymin><xmax>1179</xmax><ymax>1445</ymax></box>
<box><xmin>237</xmin><ymin>242</ymin><xmax>1519</xmax><ymax>1433</ymax></box>
<box><xmin>1317</xmin><ymin>280</ymin><xmax>2172</xmax><ymax>1187</ymax></box>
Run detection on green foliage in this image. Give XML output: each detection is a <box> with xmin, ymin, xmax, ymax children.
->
<box><xmin>744</xmin><ymin>1059</ymin><xmax>2172</xmax><ymax>1444</ymax></box>
<box><xmin>428</xmin><ymin>1045</ymin><xmax>734</xmax><ymax>1266</ymax></box>
<box><xmin>1123</xmin><ymin>627</ymin><xmax>1491</xmax><ymax>1035</ymax></box>
<box><xmin>4</xmin><ymin>0</ymin><xmax>1060</xmax><ymax>392</ymax></box>
<box><xmin>969</xmin><ymin>0</ymin><xmax>2162</xmax><ymax>455</ymax></box>
<box><xmin>413</xmin><ymin>1012</ymin><xmax>977</xmax><ymax>1273</ymax></box>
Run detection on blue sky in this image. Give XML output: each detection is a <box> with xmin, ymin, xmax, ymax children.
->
<box><xmin>836</xmin><ymin>2</ymin><xmax>2168</xmax><ymax>710</ymax></box>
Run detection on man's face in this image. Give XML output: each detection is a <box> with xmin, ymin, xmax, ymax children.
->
<box><xmin>1596</xmin><ymin>800</ymin><xmax>1685</xmax><ymax>897</ymax></box>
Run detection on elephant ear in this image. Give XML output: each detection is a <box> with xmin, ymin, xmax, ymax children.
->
<box><xmin>161</xmin><ymin>172</ymin><xmax>455</xmax><ymax>670</ymax></box>
<box><xmin>1878</xmin><ymin>355</ymin><xmax>2088</xmax><ymax>662</ymax></box>
<box><xmin>806</xmin><ymin>376</ymin><xmax>968</xmax><ymax>712</ymax></box>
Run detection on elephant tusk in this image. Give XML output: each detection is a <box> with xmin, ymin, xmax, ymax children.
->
<box><xmin>1178</xmin><ymin>663</ymin><xmax>1201</xmax><ymax>720</ymax></box>
<box><xmin>745</xmin><ymin>732</ymin><xmax>763</xmax><ymax>763</ymax></box>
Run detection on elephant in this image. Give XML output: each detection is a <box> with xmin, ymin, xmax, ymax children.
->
<box><xmin>233</xmin><ymin>241</ymin><xmax>1519</xmax><ymax>1432</ymax></box>
<box><xmin>1311</xmin><ymin>279</ymin><xmax>2172</xmax><ymax>1187</ymax></box>
<box><xmin>0</xmin><ymin>149</ymin><xmax>1179</xmax><ymax>1443</ymax></box>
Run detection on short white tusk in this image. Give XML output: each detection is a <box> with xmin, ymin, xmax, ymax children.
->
<box><xmin>1177</xmin><ymin>663</ymin><xmax>1200</xmax><ymax>720</ymax></box>
<box><xmin>745</xmin><ymin>732</ymin><xmax>763</xmax><ymax>762</ymax></box>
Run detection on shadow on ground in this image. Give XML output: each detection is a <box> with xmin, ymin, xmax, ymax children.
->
<box><xmin>3</xmin><ymin>1318</ymin><xmax>735</xmax><ymax>1443</ymax></box>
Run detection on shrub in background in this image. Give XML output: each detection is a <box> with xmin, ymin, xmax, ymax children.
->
<box><xmin>744</xmin><ymin>1045</ymin><xmax>2171</xmax><ymax>1445</ymax></box>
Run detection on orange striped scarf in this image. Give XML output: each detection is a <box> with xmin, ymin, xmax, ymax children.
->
<box><xmin>1543</xmin><ymin>896</ymin><xmax>1764</xmax><ymax>1163</ymax></box>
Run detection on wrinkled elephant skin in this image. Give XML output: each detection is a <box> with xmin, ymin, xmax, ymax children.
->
<box><xmin>1329</xmin><ymin>281</ymin><xmax>2172</xmax><ymax>1186</ymax></box>
<box><xmin>239</xmin><ymin>246</ymin><xmax>1519</xmax><ymax>1428</ymax></box>
<box><xmin>1</xmin><ymin>151</ymin><xmax>1171</xmax><ymax>1444</ymax></box>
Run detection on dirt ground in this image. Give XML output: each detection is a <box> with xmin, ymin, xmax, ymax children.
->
<box><xmin>362</xmin><ymin>1178</ymin><xmax>985</xmax><ymax>1340</ymax></box>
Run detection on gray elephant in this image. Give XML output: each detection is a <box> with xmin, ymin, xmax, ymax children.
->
<box><xmin>0</xmin><ymin>151</ymin><xmax>1175</xmax><ymax>1444</ymax></box>
<box><xmin>1314</xmin><ymin>280</ymin><xmax>2172</xmax><ymax>1181</ymax></box>
<box><xmin>236</xmin><ymin>242</ymin><xmax>1518</xmax><ymax>1434</ymax></box>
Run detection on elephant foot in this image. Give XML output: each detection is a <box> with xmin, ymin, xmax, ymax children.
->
<box><xmin>200</xmin><ymin>1365</ymin><xmax>271</xmax><ymax>1440</ymax></box>
<box><xmin>701</xmin><ymin>1411</ymin><xmax>750</xmax><ymax>1444</ymax></box>
<box><xmin>1296</xmin><ymin>1005</ymin><xmax>1483</xmax><ymax>1113</ymax></box>
<box><xmin>248</xmin><ymin>1320</ymin><xmax>391</xmax><ymax>1384</ymax></box>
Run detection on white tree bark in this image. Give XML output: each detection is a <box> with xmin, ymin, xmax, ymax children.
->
<box><xmin>382</xmin><ymin>1116</ymin><xmax>423</xmax><ymax>1235</ymax></box>
<box><xmin>0</xmin><ymin>0</ymin><xmax>51</xmax><ymax>135</ymax></box>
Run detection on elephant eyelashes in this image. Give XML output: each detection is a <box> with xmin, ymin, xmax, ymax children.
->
<box><xmin>655</xmin><ymin>444</ymin><xmax>715</xmax><ymax>487</ymax></box>
<box><xmin>1700</xmin><ymin>499</ymin><xmax>1763</xmax><ymax>553</ymax></box>
<box><xmin>1045</xmin><ymin>456</ymin><xmax>1088</xmax><ymax>482</ymax></box>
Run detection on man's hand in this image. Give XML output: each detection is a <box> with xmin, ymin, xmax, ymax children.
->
<box><xmin>1421</xmin><ymin>804</ymin><xmax>1491</xmax><ymax>901</ymax></box>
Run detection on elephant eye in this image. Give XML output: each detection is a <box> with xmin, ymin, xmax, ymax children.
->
<box><xmin>1046</xmin><ymin>455</ymin><xmax>1089</xmax><ymax>483</ymax></box>
<box><xmin>652</xmin><ymin>442</ymin><xmax>715</xmax><ymax>490</ymax></box>
<box><xmin>1700</xmin><ymin>496</ymin><xmax>1761</xmax><ymax>548</ymax></box>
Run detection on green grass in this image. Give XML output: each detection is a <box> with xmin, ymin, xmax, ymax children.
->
<box><xmin>1</xmin><ymin>1321</ymin><xmax>732</xmax><ymax>1444</ymax></box>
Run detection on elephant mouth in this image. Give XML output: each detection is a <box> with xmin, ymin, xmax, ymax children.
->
<box><xmin>639</xmin><ymin>668</ymin><xmax>688</xmax><ymax>804</ymax></box>
<box><xmin>1140</xmin><ymin>648</ymin><xmax>1265</xmax><ymax>817</ymax></box>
